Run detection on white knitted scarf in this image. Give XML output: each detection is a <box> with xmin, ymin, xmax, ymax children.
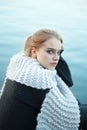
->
<box><xmin>3</xmin><ymin>52</ymin><xmax>80</xmax><ymax>130</ymax></box>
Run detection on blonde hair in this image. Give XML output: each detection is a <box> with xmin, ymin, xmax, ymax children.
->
<box><xmin>24</xmin><ymin>29</ymin><xmax>63</xmax><ymax>56</ymax></box>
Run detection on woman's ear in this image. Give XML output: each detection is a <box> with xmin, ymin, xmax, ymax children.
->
<box><xmin>31</xmin><ymin>47</ymin><xmax>37</xmax><ymax>58</ymax></box>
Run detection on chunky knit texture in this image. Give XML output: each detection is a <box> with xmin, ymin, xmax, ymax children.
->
<box><xmin>1</xmin><ymin>52</ymin><xmax>80</xmax><ymax>130</ymax></box>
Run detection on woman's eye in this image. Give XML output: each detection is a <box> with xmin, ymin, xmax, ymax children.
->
<box><xmin>47</xmin><ymin>49</ymin><xmax>64</xmax><ymax>55</ymax></box>
<box><xmin>57</xmin><ymin>50</ymin><xmax>63</xmax><ymax>55</ymax></box>
<box><xmin>57</xmin><ymin>51</ymin><xmax>60</xmax><ymax>55</ymax></box>
<box><xmin>47</xmin><ymin>50</ymin><xmax>54</xmax><ymax>54</ymax></box>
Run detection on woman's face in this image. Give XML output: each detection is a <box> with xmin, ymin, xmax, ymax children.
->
<box><xmin>31</xmin><ymin>37</ymin><xmax>62</xmax><ymax>70</ymax></box>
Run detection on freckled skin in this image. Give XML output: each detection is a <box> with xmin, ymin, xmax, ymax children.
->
<box><xmin>31</xmin><ymin>38</ymin><xmax>62</xmax><ymax>70</ymax></box>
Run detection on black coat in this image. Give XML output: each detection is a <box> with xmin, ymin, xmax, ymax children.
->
<box><xmin>0</xmin><ymin>79</ymin><xmax>49</xmax><ymax>130</ymax></box>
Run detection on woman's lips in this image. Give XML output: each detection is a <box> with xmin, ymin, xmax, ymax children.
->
<box><xmin>51</xmin><ymin>63</ymin><xmax>57</xmax><ymax>67</ymax></box>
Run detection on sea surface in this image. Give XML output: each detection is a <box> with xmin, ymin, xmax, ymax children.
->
<box><xmin>0</xmin><ymin>0</ymin><xmax>87</xmax><ymax>104</ymax></box>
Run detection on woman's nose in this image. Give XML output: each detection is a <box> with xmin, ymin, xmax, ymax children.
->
<box><xmin>53</xmin><ymin>53</ymin><xmax>59</xmax><ymax>61</ymax></box>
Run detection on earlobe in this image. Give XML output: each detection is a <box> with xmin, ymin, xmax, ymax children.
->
<box><xmin>31</xmin><ymin>47</ymin><xmax>37</xmax><ymax>58</ymax></box>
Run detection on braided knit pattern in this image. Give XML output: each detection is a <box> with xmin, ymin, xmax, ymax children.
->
<box><xmin>3</xmin><ymin>52</ymin><xmax>80</xmax><ymax>130</ymax></box>
<box><xmin>5</xmin><ymin>52</ymin><xmax>56</xmax><ymax>90</ymax></box>
<box><xmin>36</xmin><ymin>78</ymin><xmax>80</xmax><ymax>130</ymax></box>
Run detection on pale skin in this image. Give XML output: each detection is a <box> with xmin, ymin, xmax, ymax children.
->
<box><xmin>31</xmin><ymin>37</ymin><xmax>63</xmax><ymax>70</ymax></box>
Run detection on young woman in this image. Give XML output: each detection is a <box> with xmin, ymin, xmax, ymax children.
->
<box><xmin>0</xmin><ymin>29</ymin><xmax>80</xmax><ymax>130</ymax></box>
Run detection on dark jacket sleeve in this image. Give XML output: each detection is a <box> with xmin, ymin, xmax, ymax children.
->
<box><xmin>79</xmin><ymin>104</ymin><xmax>87</xmax><ymax>130</ymax></box>
<box><xmin>0</xmin><ymin>79</ymin><xmax>49</xmax><ymax>130</ymax></box>
<box><xmin>56</xmin><ymin>56</ymin><xmax>73</xmax><ymax>87</ymax></box>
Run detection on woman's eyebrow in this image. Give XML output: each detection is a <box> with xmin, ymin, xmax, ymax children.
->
<box><xmin>47</xmin><ymin>48</ymin><xmax>62</xmax><ymax>51</ymax></box>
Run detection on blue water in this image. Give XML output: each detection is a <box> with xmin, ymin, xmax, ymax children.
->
<box><xmin>0</xmin><ymin>0</ymin><xmax>87</xmax><ymax>104</ymax></box>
